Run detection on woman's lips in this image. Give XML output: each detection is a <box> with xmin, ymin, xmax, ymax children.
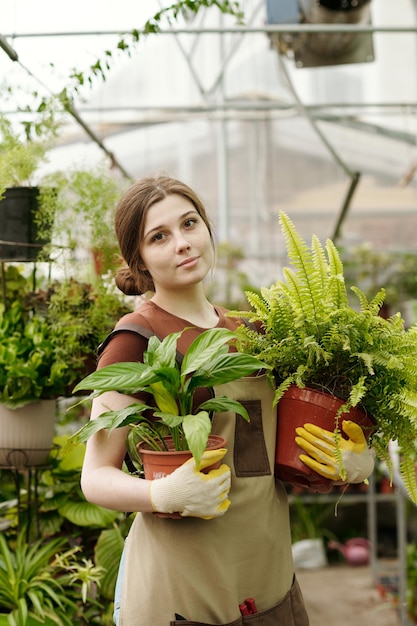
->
<box><xmin>178</xmin><ymin>256</ymin><xmax>199</xmax><ymax>268</ymax></box>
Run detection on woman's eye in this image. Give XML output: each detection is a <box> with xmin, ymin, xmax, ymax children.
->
<box><xmin>184</xmin><ymin>218</ymin><xmax>197</xmax><ymax>228</ymax></box>
<box><xmin>152</xmin><ymin>232</ymin><xmax>165</xmax><ymax>242</ymax></box>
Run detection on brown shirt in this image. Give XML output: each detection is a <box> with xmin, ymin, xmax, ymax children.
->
<box><xmin>98</xmin><ymin>301</ymin><xmax>244</xmax><ymax>368</ymax></box>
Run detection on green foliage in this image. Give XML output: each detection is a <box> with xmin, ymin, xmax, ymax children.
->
<box><xmin>236</xmin><ymin>211</ymin><xmax>417</xmax><ymax>503</ymax></box>
<box><xmin>94</xmin><ymin>525</ymin><xmax>126</xmax><ymax>600</ymax></box>
<box><xmin>406</xmin><ymin>542</ymin><xmax>417</xmax><ymax>622</ymax></box>
<box><xmin>205</xmin><ymin>241</ymin><xmax>257</xmax><ymax>309</ymax></box>
<box><xmin>0</xmin><ymin>300</ymin><xmax>69</xmax><ymax>407</ymax></box>
<box><xmin>38</xmin><ymin>436</ymin><xmax>120</xmax><ymax>534</ymax></box>
<box><xmin>0</xmin><ymin>532</ymin><xmax>104</xmax><ymax>626</ymax></box>
<box><xmin>67</xmin><ymin>1</ymin><xmax>244</xmax><ymax>93</ymax></box>
<box><xmin>41</xmin><ymin>165</ymin><xmax>128</xmax><ymax>266</ymax></box>
<box><xmin>290</xmin><ymin>496</ymin><xmax>336</xmax><ymax>543</ymax></box>
<box><xmin>45</xmin><ymin>277</ymin><xmax>132</xmax><ymax>391</ymax></box>
<box><xmin>0</xmin><ymin>268</ymin><xmax>132</xmax><ymax>407</ymax></box>
<box><xmin>0</xmin><ymin>99</ymin><xmax>60</xmax><ymax>193</ymax></box>
<box><xmin>342</xmin><ymin>244</ymin><xmax>417</xmax><ymax>311</ymax></box>
<box><xmin>1</xmin><ymin>433</ymin><xmax>130</xmax><ymax>616</ymax></box>
<box><xmin>72</xmin><ymin>327</ymin><xmax>268</xmax><ymax>467</ymax></box>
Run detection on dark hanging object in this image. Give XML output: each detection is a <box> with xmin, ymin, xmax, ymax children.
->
<box><xmin>0</xmin><ymin>187</ymin><xmax>47</xmax><ymax>261</ymax></box>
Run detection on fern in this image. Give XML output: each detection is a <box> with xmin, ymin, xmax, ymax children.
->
<box><xmin>235</xmin><ymin>210</ymin><xmax>417</xmax><ymax>503</ymax></box>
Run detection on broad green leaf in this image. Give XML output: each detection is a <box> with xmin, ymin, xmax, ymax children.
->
<box><xmin>182</xmin><ymin>411</ymin><xmax>212</xmax><ymax>467</ymax></box>
<box><xmin>73</xmin><ymin>362</ymin><xmax>148</xmax><ymax>392</ymax></box>
<box><xmin>189</xmin><ymin>352</ymin><xmax>267</xmax><ymax>389</ymax></box>
<box><xmin>181</xmin><ymin>328</ymin><xmax>237</xmax><ymax>376</ymax></box>
<box><xmin>95</xmin><ymin>527</ymin><xmax>125</xmax><ymax>600</ymax></box>
<box><xmin>199</xmin><ymin>396</ymin><xmax>250</xmax><ymax>421</ymax></box>
<box><xmin>155</xmin><ymin>412</ymin><xmax>185</xmax><ymax>429</ymax></box>
<box><xmin>58</xmin><ymin>500</ymin><xmax>119</xmax><ymax>527</ymax></box>
<box><xmin>150</xmin><ymin>381</ymin><xmax>178</xmax><ymax>414</ymax></box>
<box><xmin>71</xmin><ymin>403</ymin><xmax>152</xmax><ymax>443</ymax></box>
<box><xmin>153</xmin><ymin>331</ymin><xmax>183</xmax><ymax>368</ymax></box>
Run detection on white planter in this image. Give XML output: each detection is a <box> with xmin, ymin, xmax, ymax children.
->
<box><xmin>0</xmin><ymin>400</ymin><xmax>56</xmax><ymax>468</ymax></box>
<box><xmin>292</xmin><ymin>538</ymin><xmax>327</xmax><ymax>570</ymax></box>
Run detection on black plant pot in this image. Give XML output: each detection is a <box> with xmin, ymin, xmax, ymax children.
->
<box><xmin>0</xmin><ymin>187</ymin><xmax>48</xmax><ymax>261</ymax></box>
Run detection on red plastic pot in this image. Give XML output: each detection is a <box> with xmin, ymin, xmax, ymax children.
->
<box><xmin>138</xmin><ymin>434</ymin><xmax>227</xmax><ymax>518</ymax></box>
<box><xmin>275</xmin><ymin>386</ymin><xmax>375</xmax><ymax>492</ymax></box>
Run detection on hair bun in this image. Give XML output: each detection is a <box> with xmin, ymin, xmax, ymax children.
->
<box><xmin>115</xmin><ymin>266</ymin><xmax>143</xmax><ymax>296</ymax></box>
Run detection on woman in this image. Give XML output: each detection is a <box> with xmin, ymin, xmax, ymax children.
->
<box><xmin>81</xmin><ymin>175</ymin><xmax>373</xmax><ymax>625</ymax></box>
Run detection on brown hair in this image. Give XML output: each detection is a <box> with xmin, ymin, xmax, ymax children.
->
<box><xmin>114</xmin><ymin>175</ymin><xmax>214</xmax><ymax>295</ymax></box>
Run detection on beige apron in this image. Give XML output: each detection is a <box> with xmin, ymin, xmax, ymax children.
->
<box><xmin>119</xmin><ymin>375</ymin><xmax>309</xmax><ymax>626</ymax></box>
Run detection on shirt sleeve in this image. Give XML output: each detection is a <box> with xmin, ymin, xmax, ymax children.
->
<box><xmin>97</xmin><ymin>330</ymin><xmax>148</xmax><ymax>369</ymax></box>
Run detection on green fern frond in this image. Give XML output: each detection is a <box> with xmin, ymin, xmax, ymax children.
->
<box><xmin>348</xmin><ymin>376</ymin><xmax>367</xmax><ymax>406</ymax></box>
<box><xmin>279</xmin><ymin>212</ymin><xmax>323</xmax><ymax>323</ymax></box>
<box><xmin>353</xmin><ymin>352</ymin><xmax>374</xmax><ymax>375</ymax></box>
<box><xmin>368</xmin><ymin>288</ymin><xmax>387</xmax><ymax>315</ymax></box>
<box><xmin>325</xmin><ymin>240</ymin><xmax>349</xmax><ymax>308</ymax></box>
<box><xmin>399</xmin><ymin>454</ymin><xmax>417</xmax><ymax>504</ymax></box>
<box><xmin>311</xmin><ymin>235</ymin><xmax>328</xmax><ymax>294</ymax></box>
<box><xmin>279</xmin><ymin>211</ymin><xmax>312</xmax><ymax>278</ymax></box>
<box><xmin>350</xmin><ymin>285</ymin><xmax>370</xmax><ymax>311</ymax></box>
<box><xmin>244</xmin><ymin>289</ymin><xmax>270</xmax><ymax>319</ymax></box>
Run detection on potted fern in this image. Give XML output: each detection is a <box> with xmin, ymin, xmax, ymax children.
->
<box><xmin>236</xmin><ymin>211</ymin><xmax>417</xmax><ymax>502</ymax></box>
<box><xmin>71</xmin><ymin>327</ymin><xmax>267</xmax><ymax>476</ymax></box>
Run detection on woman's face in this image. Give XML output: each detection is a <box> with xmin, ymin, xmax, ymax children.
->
<box><xmin>139</xmin><ymin>193</ymin><xmax>214</xmax><ymax>294</ymax></box>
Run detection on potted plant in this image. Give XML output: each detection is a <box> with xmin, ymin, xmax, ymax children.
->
<box><xmin>0</xmin><ymin>266</ymin><xmax>133</xmax><ymax>467</ymax></box>
<box><xmin>235</xmin><ymin>211</ymin><xmax>417</xmax><ymax>502</ymax></box>
<box><xmin>0</xmin><ymin>96</ymin><xmax>128</xmax><ymax>270</ymax></box>
<box><xmin>0</xmin><ymin>102</ymin><xmax>59</xmax><ymax>262</ymax></box>
<box><xmin>71</xmin><ymin>327</ymin><xmax>267</xmax><ymax>473</ymax></box>
<box><xmin>42</xmin><ymin>166</ymin><xmax>128</xmax><ymax>274</ymax></box>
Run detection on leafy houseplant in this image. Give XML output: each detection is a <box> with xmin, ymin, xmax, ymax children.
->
<box><xmin>0</xmin><ymin>266</ymin><xmax>132</xmax><ymax>467</ymax></box>
<box><xmin>72</xmin><ymin>327</ymin><xmax>268</xmax><ymax>469</ymax></box>
<box><xmin>41</xmin><ymin>166</ymin><xmax>128</xmax><ymax>273</ymax></box>
<box><xmin>0</xmin><ymin>267</ymin><xmax>132</xmax><ymax>408</ymax></box>
<box><xmin>235</xmin><ymin>211</ymin><xmax>417</xmax><ymax>502</ymax></box>
<box><xmin>0</xmin><ymin>531</ymin><xmax>104</xmax><ymax>626</ymax></box>
<box><xmin>0</xmin><ymin>100</ymin><xmax>128</xmax><ymax>267</ymax></box>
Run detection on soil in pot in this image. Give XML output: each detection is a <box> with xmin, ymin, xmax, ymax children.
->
<box><xmin>275</xmin><ymin>386</ymin><xmax>375</xmax><ymax>492</ymax></box>
<box><xmin>138</xmin><ymin>434</ymin><xmax>227</xmax><ymax>519</ymax></box>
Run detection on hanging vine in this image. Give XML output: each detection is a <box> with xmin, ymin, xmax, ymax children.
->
<box><xmin>65</xmin><ymin>1</ymin><xmax>244</xmax><ymax>94</ymax></box>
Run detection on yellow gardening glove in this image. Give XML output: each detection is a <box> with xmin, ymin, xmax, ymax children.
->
<box><xmin>295</xmin><ymin>420</ymin><xmax>374</xmax><ymax>483</ymax></box>
<box><xmin>149</xmin><ymin>448</ymin><xmax>231</xmax><ymax>519</ymax></box>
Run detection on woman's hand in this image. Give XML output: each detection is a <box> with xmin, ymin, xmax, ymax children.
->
<box><xmin>149</xmin><ymin>448</ymin><xmax>231</xmax><ymax>519</ymax></box>
<box><xmin>295</xmin><ymin>420</ymin><xmax>374</xmax><ymax>483</ymax></box>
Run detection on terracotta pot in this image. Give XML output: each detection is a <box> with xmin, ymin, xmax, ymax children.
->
<box><xmin>275</xmin><ymin>386</ymin><xmax>375</xmax><ymax>492</ymax></box>
<box><xmin>138</xmin><ymin>434</ymin><xmax>227</xmax><ymax>519</ymax></box>
<box><xmin>0</xmin><ymin>400</ymin><xmax>56</xmax><ymax>468</ymax></box>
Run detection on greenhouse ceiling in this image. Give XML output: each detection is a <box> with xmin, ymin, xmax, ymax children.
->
<box><xmin>2</xmin><ymin>0</ymin><xmax>417</xmax><ymax>281</ymax></box>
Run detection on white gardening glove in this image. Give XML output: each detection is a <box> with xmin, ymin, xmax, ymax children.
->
<box><xmin>149</xmin><ymin>448</ymin><xmax>231</xmax><ymax>519</ymax></box>
<box><xmin>295</xmin><ymin>420</ymin><xmax>374</xmax><ymax>483</ymax></box>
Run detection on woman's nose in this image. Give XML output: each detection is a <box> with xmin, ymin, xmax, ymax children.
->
<box><xmin>174</xmin><ymin>232</ymin><xmax>191</xmax><ymax>251</ymax></box>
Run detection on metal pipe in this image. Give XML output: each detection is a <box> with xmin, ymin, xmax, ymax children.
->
<box><xmin>3</xmin><ymin>25</ymin><xmax>417</xmax><ymax>37</ymax></box>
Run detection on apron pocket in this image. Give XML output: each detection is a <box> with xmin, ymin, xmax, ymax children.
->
<box><xmin>242</xmin><ymin>577</ymin><xmax>309</xmax><ymax>626</ymax></box>
<box><xmin>170</xmin><ymin>578</ymin><xmax>309</xmax><ymax>626</ymax></box>
<box><xmin>234</xmin><ymin>400</ymin><xmax>270</xmax><ymax>477</ymax></box>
